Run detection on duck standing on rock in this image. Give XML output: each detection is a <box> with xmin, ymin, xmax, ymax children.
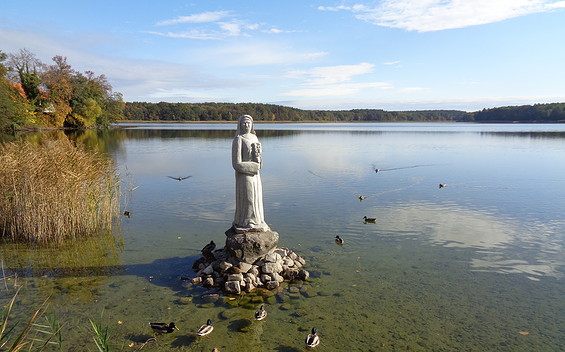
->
<box><xmin>254</xmin><ymin>305</ymin><xmax>267</xmax><ymax>321</ymax></box>
<box><xmin>149</xmin><ymin>322</ymin><xmax>178</xmax><ymax>335</ymax></box>
<box><xmin>197</xmin><ymin>319</ymin><xmax>214</xmax><ymax>336</ymax></box>
<box><xmin>201</xmin><ymin>241</ymin><xmax>216</xmax><ymax>254</ymax></box>
<box><xmin>305</xmin><ymin>327</ymin><xmax>320</xmax><ymax>348</ymax></box>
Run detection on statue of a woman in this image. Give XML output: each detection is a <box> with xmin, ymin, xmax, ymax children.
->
<box><xmin>232</xmin><ymin>115</ymin><xmax>269</xmax><ymax>232</ymax></box>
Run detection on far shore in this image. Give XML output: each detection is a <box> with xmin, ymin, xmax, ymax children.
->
<box><xmin>115</xmin><ymin>120</ymin><xmax>465</xmax><ymax>124</ymax></box>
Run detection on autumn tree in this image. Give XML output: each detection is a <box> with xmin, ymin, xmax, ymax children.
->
<box><xmin>38</xmin><ymin>55</ymin><xmax>73</xmax><ymax>127</ymax></box>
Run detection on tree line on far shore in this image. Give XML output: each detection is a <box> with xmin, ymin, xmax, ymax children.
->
<box><xmin>123</xmin><ymin>101</ymin><xmax>565</xmax><ymax>123</ymax></box>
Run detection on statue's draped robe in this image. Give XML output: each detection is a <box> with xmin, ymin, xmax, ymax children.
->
<box><xmin>232</xmin><ymin>134</ymin><xmax>269</xmax><ymax>231</ymax></box>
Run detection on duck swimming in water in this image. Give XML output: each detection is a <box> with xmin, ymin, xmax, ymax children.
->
<box><xmin>363</xmin><ymin>216</ymin><xmax>376</xmax><ymax>223</ymax></box>
<box><xmin>335</xmin><ymin>235</ymin><xmax>344</xmax><ymax>245</ymax></box>
<box><xmin>197</xmin><ymin>319</ymin><xmax>214</xmax><ymax>336</ymax></box>
<box><xmin>305</xmin><ymin>327</ymin><xmax>320</xmax><ymax>348</ymax></box>
<box><xmin>254</xmin><ymin>305</ymin><xmax>267</xmax><ymax>321</ymax></box>
<box><xmin>149</xmin><ymin>322</ymin><xmax>178</xmax><ymax>334</ymax></box>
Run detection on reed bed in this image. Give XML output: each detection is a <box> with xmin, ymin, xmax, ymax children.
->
<box><xmin>0</xmin><ymin>138</ymin><xmax>120</xmax><ymax>244</ymax></box>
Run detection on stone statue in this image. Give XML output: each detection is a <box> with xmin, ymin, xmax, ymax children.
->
<box><xmin>232</xmin><ymin>114</ymin><xmax>270</xmax><ymax>232</ymax></box>
<box><xmin>189</xmin><ymin>113</ymin><xmax>309</xmax><ymax>291</ymax></box>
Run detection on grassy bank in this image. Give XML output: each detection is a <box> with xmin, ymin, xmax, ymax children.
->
<box><xmin>0</xmin><ymin>139</ymin><xmax>120</xmax><ymax>243</ymax></box>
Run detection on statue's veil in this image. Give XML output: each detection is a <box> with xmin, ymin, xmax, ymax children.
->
<box><xmin>235</xmin><ymin>115</ymin><xmax>256</xmax><ymax>136</ymax></box>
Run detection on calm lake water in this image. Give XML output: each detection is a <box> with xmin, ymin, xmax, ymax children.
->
<box><xmin>2</xmin><ymin>122</ymin><xmax>565</xmax><ymax>351</ymax></box>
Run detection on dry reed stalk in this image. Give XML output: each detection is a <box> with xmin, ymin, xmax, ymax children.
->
<box><xmin>0</xmin><ymin>139</ymin><xmax>120</xmax><ymax>243</ymax></box>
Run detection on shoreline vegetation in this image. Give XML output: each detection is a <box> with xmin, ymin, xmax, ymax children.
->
<box><xmin>121</xmin><ymin>102</ymin><xmax>565</xmax><ymax>124</ymax></box>
<box><xmin>0</xmin><ymin>138</ymin><xmax>120</xmax><ymax>244</ymax></box>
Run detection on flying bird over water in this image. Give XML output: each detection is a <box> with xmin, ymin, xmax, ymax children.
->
<box><xmin>167</xmin><ymin>176</ymin><xmax>192</xmax><ymax>181</ymax></box>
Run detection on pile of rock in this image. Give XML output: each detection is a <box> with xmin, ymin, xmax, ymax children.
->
<box><xmin>191</xmin><ymin>247</ymin><xmax>309</xmax><ymax>294</ymax></box>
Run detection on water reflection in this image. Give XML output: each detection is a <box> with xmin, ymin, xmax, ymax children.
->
<box><xmin>379</xmin><ymin>202</ymin><xmax>565</xmax><ymax>280</ymax></box>
<box><xmin>2</xmin><ymin>123</ymin><xmax>565</xmax><ymax>351</ymax></box>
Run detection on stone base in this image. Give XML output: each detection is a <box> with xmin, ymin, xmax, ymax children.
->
<box><xmin>191</xmin><ymin>244</ymin><xmax>309</xmax><ymax>295</ymax></box>
<box><xmin>224</xmin><ymin>226</ymin><xmax>279</xmax><ymax>264</ymax></box>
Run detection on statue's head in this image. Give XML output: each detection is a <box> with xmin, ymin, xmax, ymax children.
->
<box><xmin>237</xmin><ymin>114</ymin><xmax>255</xmax><ymax>135</ymax></box>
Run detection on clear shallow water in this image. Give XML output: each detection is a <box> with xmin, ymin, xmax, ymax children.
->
<box><xmin>2</xmin><ymin>123</ymin><xmax>565</xmax><ymax>351</ymax></box>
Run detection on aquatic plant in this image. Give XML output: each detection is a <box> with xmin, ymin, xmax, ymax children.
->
<box><xmin>0</xmin><ymin>138</ymin><xmax>120</xmax><ymax>243</ymax></box>
<box><xmin>0</xmin><ymin>288</ymin><xmax>57</xmax><ymax>352</ymax></box>
<box><xmin>89</xmin><ymin>318</ymin><xmax>110</xmax><ymax>352</ymax></box>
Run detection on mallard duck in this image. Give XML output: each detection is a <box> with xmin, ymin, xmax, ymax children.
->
<box><xmin>305</xmin><ymin>327</ymin><xmax>320</xmax><ymax>348</ymax></box>
<box><xmin>201</xmin><ymin>241</ymin><xmax>216</xmax><ymax>254</ymax></box>
<box><xmin>167</xmin><ymin>176</ymin><xmax>192</xmax><ymax>181</ymax></box>
<box><xmin>197</xmin><ymin>319</ymin><xmax>213</xmax><ymax>336</ymax></box>
<box><xmin>363</xmin><ymin>216</ymin><xmax>376</xmax><ymax>223</ymax></box>
<box><xmin>123</xmin><ymin>211</ymin><xmax>131</xmax><ymax>218</ymax></box>
<box><xmin>335</xmin><ymin>235</ymin><xmax>344</xmax><ymax>245</ymax></box>
<box><xmin>439</xmin><ymin>183</ymin><xmax>447</xmax><ymax>189</ymax></box>
<box><xmin>254</xmin><ymin>305</ymin><xmax>267</xmax><ymax>321</ymax></box>
<box><xmin>149</xmin><ymin>322</ymin><xmax>178</xmax><ymax>334</ymax></box>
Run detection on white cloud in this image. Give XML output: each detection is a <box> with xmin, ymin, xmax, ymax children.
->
<box><xmin>262</xmin><ymin>28</ymin><xmax>301</xmax><ymax>34</ymax></box>
<box><xmin>218</xmin><ymin>21</ymin><xmax>260</xmax><ymax>37</ymax></box>
<box><xmin>401</xmin><ymin>87</ymin><xmax>426</xmax><ymax>92</ymax></box>
<box><xmin>320</xmin><ymin>0</ymin><xmax>565</xmax><ymax>31</ymax></box>
<box><xmin>287</xmin><ymin>62</ymin><xmax>375</xmax><ymax>85</ymax></box>
<box><xmin>196</xmin><ymin>43</ymin><xmax>328</xmax><ymax>66</ymax></box>
<box><xmin>152</xmin><ymin>11</ymin><xmax>262</xmax><ymax>39</ymax></box>
<box><xmin>156</xmin><ymin>11</ymin><xmax>231</xmax><ymax>26</ymax></box>
<box><xmin>283</xmin><ymin>63</ymin><xmax>390</xmax><ymax>97</ymax></box>
<box><xmin>144</xmin><ymin>30</ymin><xmax>224</xmax><ymax>40</ymax></box>
<box><xmin>283</xmin><ymin>82</ymin><xmax>392</xmax><ymax>97</ymax></box>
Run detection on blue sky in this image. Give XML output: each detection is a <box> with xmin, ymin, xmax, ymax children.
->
<box><xmin>2</xmin><ymin>0</ymin><xmax>565</xmax><ymax>111</ymax></box>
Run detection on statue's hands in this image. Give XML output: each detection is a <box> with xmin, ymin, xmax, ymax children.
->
<box><xmin>237</xmin><ymin>161</ymin><xmax>260</xmax><ymax>175</ymax></box>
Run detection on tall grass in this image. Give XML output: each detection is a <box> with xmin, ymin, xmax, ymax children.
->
<box><xmin>0</xmin><ymin>138</ymin><xmax>120</xmax><ymax>243</ymax></box>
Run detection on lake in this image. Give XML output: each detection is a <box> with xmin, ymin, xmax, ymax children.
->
<box><xmin>2</xmin><ymin>122</ymin><xmax>565</xmax><ymax>351</ymax></box>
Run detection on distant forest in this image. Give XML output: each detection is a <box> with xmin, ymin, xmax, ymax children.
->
<box><xmin>123</xmin><ymin>102</ymin><xmax>565</xmax><ymax>123</ymax></box>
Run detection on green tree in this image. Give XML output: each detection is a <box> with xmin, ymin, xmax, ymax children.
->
<box><xmin>6</xmin><ymin>48</ymin><xmax>43</xmax><ymax>106</ymax></box>
<box><xmin>0</xmin><ymin>51</ymin><xmax>34</xmax><ymax>130</ymax></box>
